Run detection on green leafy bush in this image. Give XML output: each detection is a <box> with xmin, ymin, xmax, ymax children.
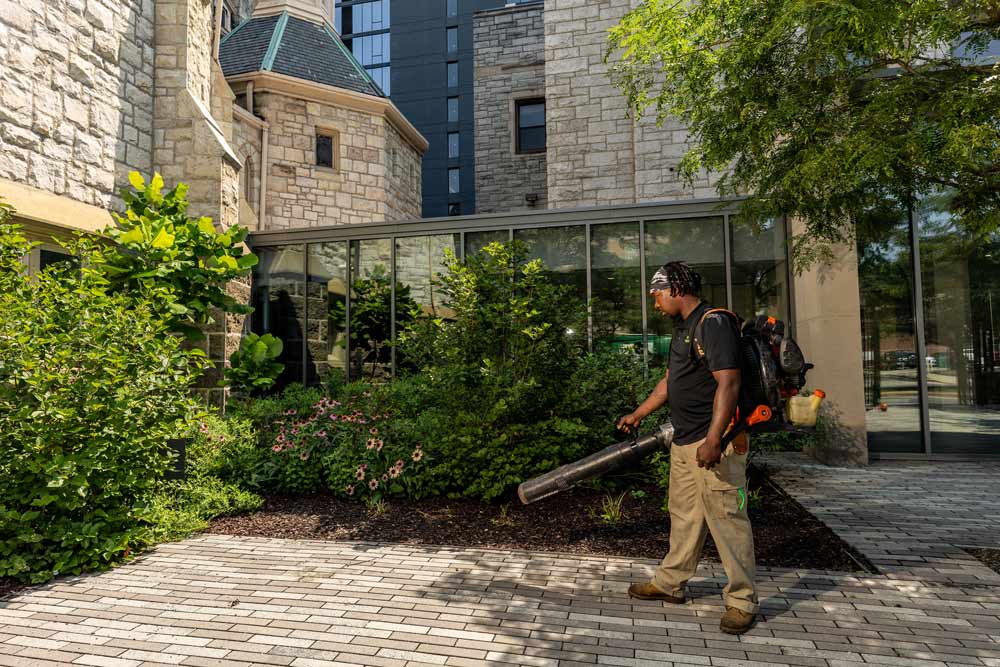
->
<box><xmin>0</xmin><ymin>222</ymin><xmax>207</xmax><ymax>583</ymax></box>
<box><xmin>395</xmin><ymin>242</ymin><xmax>592</xmax><ymax>500</ymax></box>
<box><xmin>146</xmin><ymin>477</ymin><xmax>262</xmax><ymax>543</ymax></box>
<box><xmin>224</xmin><ymin>333</ymin><xmax>284</xmax><ymax>394</ymax></box>
<box><xmin>146</xmin><ymin>416</ymin><xmax>263</xmax><ymax>542</ymax></box>
<box><xmin>94</xmin><ymin>172</ymin><xmax>258</xmax><ymax>340</ymax></box>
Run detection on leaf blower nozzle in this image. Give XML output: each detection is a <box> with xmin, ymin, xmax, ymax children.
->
<box><xmin>517</xmin><ymin>422</ymin><xmax>675</xmax><ymax>505</ymax></box>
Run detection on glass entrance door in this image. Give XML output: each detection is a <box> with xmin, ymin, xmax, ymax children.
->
<box><xmin>857</xmin><ymin>217</ymin><xmax>924</xmax><ymax>453</ymax></box>
<box><xmin>916</xmin><ymin>197</ymin><xmax>1000</xmax><ymax>454</ymax></box>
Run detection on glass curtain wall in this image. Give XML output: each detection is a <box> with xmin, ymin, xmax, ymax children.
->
<box><xmin>349</xmin><ymin>238</ymin><xmax>393</xmax><ymax>381</ymax></box>
<box><xmin>590</xmin><ymin>222</ymin><xmax>643</xmax><ymax>355</ymax></box>
<box><xmin>465</xmin><ymin>230</ymin><xmax>508</xmax><ymax>257</ymax></box>
<box><xmin>251</xmin><ymin>211</ymin><xmax>800</xmax><ymax>388</ymax></box>
<box><xmin>394</xmin><ymin>234</ymin><xmax>461</xmax><ymax>372</ymax></box>
<box><xmin>916</xmin><ymin>196</ymin><xmax>1000</xmax><ymax>453</ymax></box>
<box><xmin>514</xmin><ymin>226</ymin><xmax>588</xmax><ymax>302</ymax></box>
<box><xmin>306</xmin><ymin>242</ymin><xmax>349</xmax><ymax>387</ymax></box>
<box><xmin>857</xmin><ymin>216</ymin><xmax>923</xmax><ymax>453</ymax></box>
<box><xmin>252</xmin><ymin>246</ymin><xmax>306</xmax><ymax>390</ymax></box>
<box><xmin>731</xmin><ymin>218</ymin><xmax>790</xmax><ymax>322</ymax></box>
<box><xmin>644</xmin><ymin>217</ymin><xmax>727</xmax><ymax>369</ymax></box>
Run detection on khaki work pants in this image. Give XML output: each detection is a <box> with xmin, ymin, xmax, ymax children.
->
<box><xmin>652</xmin><ymin>438</ymin><xmax>759</xmax><ymax>614</ymax></box>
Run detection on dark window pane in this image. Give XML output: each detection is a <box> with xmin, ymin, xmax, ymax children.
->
<box><xmin>252</xmin><ymin>246</ymin><xmax>306</xmax><ymax>390</ymax></box>
<box><xmin>448</xmin><ymin>168</ymin><xmax>460</xmax><ymax>194</ymax></box>
<box><xmin>316</xmin><ymin>134</ymin><xmax>333</xmax><ymax>168</ymax></box>
<box><xmin>349</xmin><ymin>239</ymin><xmax>393</xmax><ymax>379</ymax></box>
<box><xmin>306</xmin><ymin>242</ymin><xmax>348</xmax><ymax>386</ymax></box>
<box><xmin>515</xmin><ymin>225</ymin><xmax>588</xmax><ymax>305</ymax></box>
<box><xmin>518</xmin><ymin>125</ymin><xmax>545</xmax><ymax>153</ymax></box>
<box><xmin>448</xmin><ymin>203</ymin><xmax>461</xmax><ymax>216</ymax></box>
<box><xmin>447</xmin><ymin>27</ymin><xmax>458</xmax><ymax>54</ymax></box>
<box><xmin>917</xmin><ymin>194</ymin><xmax>1000</xmax><ymax>453</ymax></box>
<box><xmin>518</xmin><ymin>102</ymin><xmax>545</xmax><ymax>128</ymax></box>
<box><xmin>590</xmin><ymin>223</ymin><xmax>642</xmax><ymax>353</ymax></box>
<box><xmin>857</xmin><ymin>213</ymin><xmax>923</xmax><ymax>453</ymax></box>
<box><xmin>447</xmin><ymin>62</ymin><xmax>458</xmax><ymax>87</ymax></box>
<box><xmin>448</xmin><ymin>132</ymin><xmax>459</xmax><ymax>159</ymax></box>
<box><xmin>465</xmin><ymin>230</ymin><xmax>508</xmax><ymax>256</ymax></box>
<box><xmin>38</xmin><ymin>249</ymin><xmax>71</xmax><ymax>270</ymax></box>
<box><xmin>447</xmin><ymin>97</ymin><xmax>459</xmax><ymax>123</ymax></box>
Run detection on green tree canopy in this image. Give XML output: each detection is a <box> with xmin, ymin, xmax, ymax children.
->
<box><xmin>607</xmin><ymin>0</ymin><xmax>1000</xmax><ymax>266</ymax></box>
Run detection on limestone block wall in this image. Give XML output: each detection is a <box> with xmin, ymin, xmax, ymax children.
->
<box><xmin>543</xmin><ymin>0</ymin><xmax>715</xmax><ymax>207</ymax></box>
<box><xmin>474</xmin><ymin>4</ymin><xmax>548</xmax><ymax>214</ymax></box>
<box><xmin>257</xmin><ymin>91</ymin><xmax>421</xmax><ymax>230</ymax></box>
<box><xmin>384</xmin><ymin>123</ymin><xmax>423</xmax><ymax>222</ymax></box>
<box><xmin>153</xmin><ymin>0</ymin><xmax>242</xmax><ymax>227</ymax></box>
<box><xmin>0</xmin><ymin>0</ymin><xmax>155</xmax><ymax>209</ymax></box>
<box><xmin>232</xmin><ymin>113</ymin><xmax>263</xmax><ymax>221</ymax></box>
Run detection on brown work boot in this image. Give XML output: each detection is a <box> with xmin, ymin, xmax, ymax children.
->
<box><xmin>627</xmin><ymin>582</ymin><xmax>685</xmax><ymax>603</ymax></box>
<box><xmin>719</xmin><ymin>606</ymin><xmax>756</xmax><ymax>634</ymax></box>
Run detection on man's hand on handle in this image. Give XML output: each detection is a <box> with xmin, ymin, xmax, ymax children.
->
<box><xmin>617</xmin><ymin>412</ymin><xmax>642</xmax><ymax>436</ymax></box>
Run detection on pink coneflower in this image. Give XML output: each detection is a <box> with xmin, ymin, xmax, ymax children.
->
<box><xmin>395</xmin><ymin>459</ymin><xmax>404</xmax><ymax>468</ymax></box>
<box><xmin>374</xmin><ymin>439</ymin><xmax>383</xmax><ymax>452</ymax></box>
<box><xmin>316</xmin><ymin>430</ymin><xmax>327</xmax><ymax>438</ymax></box>
<box><xmin>370</xmin><ymin>427</ymin><xmax>378</xmax><ymax>435</ymax></box>
<box><xmin>218</xmin><ymin>436</ymin><xmax>225</xmax><ymax>443</ymax></box>
<box><xmin>366</xmin><ymin>438</ymin><xmax>376</xmax><ymax>450</ymax></box>
<box><xmin>285</xmin><ymin>409</ymin><xmax>297</xmax><ymax>416</ymax></box>
<box><xmin>199</xmin><ymin>422</ymin><xmax>209</xmax><ymax>434</ymax></box>
<box><xmin>411</xmin><ymin>449</ymin><xmax>423</xmax><ymax>462</ymax></box>
<box><xmin>369</xmin><ymin>479</ymin><xmax>379</xmax><ymax>490</ymax></box>
<box><xmin>345</xmin><ymin>484</ymin><xmax>355</xmax><ymax>496</ymax></box>
<box><xmin>272</xmin><ymin>445</ymin><xmax>282</xmax><ymax>453</ymax></box>
<box><xmin>388</xmin><ymin>467</ymin><xmax>400</xmax><ymax>479</ymax></box>
<box><xmin>382</xmin><ymin>473</ymin><xmax>388</xmax><ymax>482</ymax></box>
<box><xmin>299</xmin><ymin>451</ymin><xmax>310</xmax><ymax>461</ymax></box>
<box><xmin>329</xmin><ymin>414</ymin><xmax>338</xmax><ymax>421</ymax></box>
<box><xmin>291</xmin><ymin>428</ymin><xmax>299</xmax><ymax>435</ymax></box>
<box><xmin>355</xmin><ymin>468</ymin><xmax>365</xmax><ymax>481</ymax></box>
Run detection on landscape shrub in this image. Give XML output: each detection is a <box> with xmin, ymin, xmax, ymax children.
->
<box><xmin>392</xmin><ymin>241</ymin><xmax>598</xmax><ymax>500</ymax></box>
<box><xmin>224</xmin><ymin>333</ymin><xmax>285</xmax><ymax>395</ymax></box>
<box><xmin>93</xmin><ymin>172</ymin><xmax>258</xmax><ymax>340</ymax></box>
<box><xmin>0</xmin><ymin>220</ymin><xmax>207</xmax><ymax>583</ymax></box>
<box><xmin>144</xmin><ymin>415</ymin><xmax>263</xmax><ymax>542</ymax></box>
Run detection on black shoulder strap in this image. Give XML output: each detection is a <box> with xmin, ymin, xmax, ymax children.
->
<box><xmin>690</xmin><ymin>308</ymin><xmax>740</xmax><ymax>364</ymax></box>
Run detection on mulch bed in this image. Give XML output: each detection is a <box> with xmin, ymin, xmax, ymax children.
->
<box><xmin>966</xmin><ymin>547</ymin><xmax>1000</xmax><ymax>575</ymax></box>
<box><xmin>210</xmin><ymin>463</ymin><xmax>876</xmax><ymax>573</ymax></box>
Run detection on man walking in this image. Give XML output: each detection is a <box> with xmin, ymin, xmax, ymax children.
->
<box><xmin>618</xmin><ymin>261</ymin><xmax>758</xmax><ymax>635</ymax></box>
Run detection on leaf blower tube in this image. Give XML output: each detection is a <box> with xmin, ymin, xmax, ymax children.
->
<box><xmin>517</xmin><ymin>423</ymin><xmax>676</xmax><ymax>506</ymax></box>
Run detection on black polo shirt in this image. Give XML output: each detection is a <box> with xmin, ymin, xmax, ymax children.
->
<box><xmin>667</xmin><ymin>302</ymin><xmax>742</xmax><ymax>445</ymax></box>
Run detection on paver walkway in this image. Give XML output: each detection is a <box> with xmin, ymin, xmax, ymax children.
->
<box><xmin>764</xmin><ymin>453</ymin><xmax>1000</xmax><ymax>585</ymax></box>
<box><xmin>2</xmin><ymin>534</ymin><xmax>1000</xmax><ymax>667</ymax></box>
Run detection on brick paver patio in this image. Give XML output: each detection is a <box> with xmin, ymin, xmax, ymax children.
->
<box><xmin>765</xmin><ymin>453</ymin><xmax>1000</xmax><ymax>585</ymax></box>
<box><xmin>2</xmin><ymin>533</ymin><xmax>1000</xmax><ymax>667</ymax></box>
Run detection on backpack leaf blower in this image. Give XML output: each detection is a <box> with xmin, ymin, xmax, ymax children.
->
<box><xmin>517</xmin><ymin>313</ymin><xmax>822</xmax><ymax>505</ymax></box>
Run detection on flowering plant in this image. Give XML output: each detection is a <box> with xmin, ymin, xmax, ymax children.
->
<box><xmin>260</xmin><ymin>384</ymin><xmax>427</xmax><ymax>498</ymax></box>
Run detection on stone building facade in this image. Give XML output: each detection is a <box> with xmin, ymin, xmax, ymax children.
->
<box><xmin>471</xmin><ymin>0</ymin><xmax>718</xmax><ymax>214</ymax></box>
<box><xmin>473</xmin><ymin>2</ymin><xmax>547</xmax><ymax>214</ymax></box>
<box><xmin>0</xmin><ymin>0</ymin><xmax>427</xmax><ymax>407</ymax></box>
<box><xmin>246</xmin><ymin>91</ymin><xmax>422</xmax><ymax>229</ymax></box>
<box><xmin>0</xmin><ymin>0</ymin><xmax>155</xmax><ymax>215</ymax></box>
